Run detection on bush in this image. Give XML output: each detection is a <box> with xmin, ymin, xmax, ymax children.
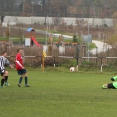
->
<box><xmin>104</xmin><ymin>24</ymin><xmax>108</xmax><ymax>27</ymax></box>
<box><xmin>73</xmin><ymin>34</ymin><xmax>78</xmax><ymax>43</ymax></box>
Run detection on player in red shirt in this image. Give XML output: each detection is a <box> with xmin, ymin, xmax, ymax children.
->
<box><xmin>16</xmin><ymin>48</ymin><xmax>30</xmax><ymax>87</ymax></box>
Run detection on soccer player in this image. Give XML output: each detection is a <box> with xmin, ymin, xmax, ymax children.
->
<box><xmin>102</xmin><ymin>76</ymin><xmax>117</xmax><ymax>89</ymax></box>
<box><xmin>0</xmin><ymin>51</ymin><xmax>14</xmax><ymax>88</ymax></box>
<box><xmin>15</xmin><ymin>48</ymin><xmax>30</xmax><ymax>87</ymax></box>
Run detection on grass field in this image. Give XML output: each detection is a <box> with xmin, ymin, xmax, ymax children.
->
<box><xmin>0</xmin><ymin>68</ymin><xmax>117</xmax><ymax>117</ymax></box>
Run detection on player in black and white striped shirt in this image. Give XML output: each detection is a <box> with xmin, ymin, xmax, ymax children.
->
<box><xmin>0</xmin><ymin>51</ymin><xmax>14</xmax><ymax>88</ymax></box>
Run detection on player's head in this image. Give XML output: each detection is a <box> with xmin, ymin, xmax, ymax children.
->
<box><xmin>17</xmin><ymin>48</ymin><xmax>23</xmax><ymax>55</ymax></box>
<box><xmin>1</xmin><ymin>51</ymin><xmax>7</xmax><ymax>57</ymax></box>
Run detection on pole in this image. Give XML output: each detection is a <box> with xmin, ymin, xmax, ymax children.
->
<box><xmin>46</xmin><ymin>16</ymin><xmax>48</xmax><ymax>45</ymax></box>
<box><xmin>48</xmin><ymin>20</ymin><xmax>50</xmax><ymax>40</ymax></box>
<box><xmin>82</xmin><ymin>0</ymin><xmax>84</xmax><ymax>18</ymax></box>
<box><xmin>9</xmin><ymin>26</ymin><xmax>10</xmax><ymax>43</ymax></box>
<box><xmin>76</xmin><ymin>45</ymin><xmax>79</xmax><ymax>72</ymax></box>
<box><xmin>46</xmin><ymin>16</ymin><xmax>48</xmax><ymax>31</ymax></box>
<box><xmin>41</xmin><ymin>4</ymin><xmax>42</xmax><ymax>13</ymax></box>
<box><xmin>101</xmin><ymin>57</ymin><xmax>103</xmax><ymax>72</ymax></box>
<box><xmin>45</xmin><ymin>31</ymin><xmax>47</xmax><ymax>45</ymax></box>
<box><xmin>88</xmin><ymin>43</ymin><xmax>89</xmax><ymax>61</ymax></box>
<box><xmin>96</xmin><ymin>47</ymin><xmax>98</xmax><ymax>65</ymax></box>
<box><xmin>103</xmin><ymin>33</ymin><xmax>105</xmax><ymax>46</ymax></box>
<box><xmin>41</xmin><ymin>56</ymin><xmax>42</xmax><ymax>67</ymax></box>
<box><xmin>88</xmin><ymin>23</ymin><xmax>90</xmax><ymax>61</ymax></box>
<box><xmin>88</xmin><ymin>23</ymin><xmax>89</xmax><ymax>35</ymax></box>
<box><xmin>50</xmin><ymin>5</ymin><xmax>51</xmax><ymax>14</ymax></box>
<box><xmin>32</xmin><ymin>2</ymin><xmax>33</xmax><ymax>14</ymax></box>
<box><xmin>23</xmin><ymin>3</ymin><xmax>24</xmax><ymax>13</ymax></box>
<box><xmin>42</xmin><ymin>54</ymin><xmax>44</xmax><ymax>73</ymax></box>
<box><xmin>101</xmin><ymin>65</ymin><xmax>102</xmax><ymax>72</ymax></box>
<box><xmin>23</xmin><ymin>0</ymin><xmax>25</xmax><ymax>13</ymax></box>
<box><xmin>54</xmin><ymin>57</ymin><xmax>55</xmax><ymax>68</ymax></box>
<box><xmin>76</xmin><ymin>65</ymin><xmax>78</xmax><ymax>71</ymax></box>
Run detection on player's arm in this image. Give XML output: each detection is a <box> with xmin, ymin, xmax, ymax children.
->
<box><xmin>5</xmin><ymin>58</ymin><xmax>14</xmax><ymax>69</ymax></box>
<box><xmin>16</xmin><ymin>55</ymin><xmax>24</xmax><ymax>69</ymax></box>
<box><xmin>16</xmin><ymin>60</ymin><xmax>24</xmax><ymax>69</ymax></box>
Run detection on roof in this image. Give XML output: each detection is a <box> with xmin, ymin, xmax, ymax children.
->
<box><xmin>27</xmin><ymin>28</ymin><xmax>34</xmax><ymax>32</ymax></box>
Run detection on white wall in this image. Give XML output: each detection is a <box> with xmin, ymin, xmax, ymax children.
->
<box><xmin>3</xmin><ymin>16</ymin><xmax>114</xmax><ymax>27</ymax></box>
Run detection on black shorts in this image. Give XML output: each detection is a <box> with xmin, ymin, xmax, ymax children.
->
<box><xmin>0</xmin><ymin>69</ymin><xmax>5</xmax><ymax>76</ymax></box>
<box><xmin>17</xmin><ymin>69</ymin><xmax>27</xmax><ymax>75</ymax></box>
<box><xmin>108</xmin><ymin>83</ymin><xmax>116</xmax><ymax>89</ymax></box>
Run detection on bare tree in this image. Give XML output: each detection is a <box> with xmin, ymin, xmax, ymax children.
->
<box><xmin>21</xmin><ymin>3</ymin><xmax>32</xmax><ymax>16</ymax></box>
<box><xmin>0</xmin><ymin>0</ymin><xmax>15</xmax><ymax>14</ymax></box>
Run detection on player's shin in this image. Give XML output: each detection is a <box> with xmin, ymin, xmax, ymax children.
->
<box><xmin>25</xmin><ymin>76</ymin><xmax>28</xmax><ymax>85</ymax></box>
<box><xmin>19</xmin><ymin>77</ymin><xmax>23</xmax><ymax>84</ymax></box>
<box><xmin>1</xmin><ymin>79</ymin><xmax>5</xmax><ymax>86</ymax></box>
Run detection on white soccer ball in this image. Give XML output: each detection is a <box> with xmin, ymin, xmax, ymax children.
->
<box><xmin>70</xmin><ymin>67</ymin><xmax>75</xmax><ymax>72</ymax></box>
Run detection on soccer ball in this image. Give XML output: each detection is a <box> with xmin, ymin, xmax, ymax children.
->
<box><xmin>70</xmin><ymin>67</ymin><xmax>75</xmax><ymax>72</ymax></box>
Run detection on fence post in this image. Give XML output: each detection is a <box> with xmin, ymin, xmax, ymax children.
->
<box><xmin>96</xmin><ymin>47</ymin><xmax>98</xmax><ymax>65</ymax></box>
<box><xmin>41</xmin><ymin>56</ymin><xmax>42</xmax><ymax>67</ymax></box>
<box><xmin>107</xmin><ymin>47</ymin><xmax>109</xmax><ymax>64</ymax></box>
<box><xmin>53</xmin><ymin>57</ymin><xmax>55</xmax><ymax>68</ymax></box>
<box><xmin>76</xmin><ymin>45</ymin><xmax>79</xmax><ymax>71</ymax></box>
<box><xmin>101</xmin><ymin>57</ymin><xmax>103</xmax><ymax>72</ymax></box>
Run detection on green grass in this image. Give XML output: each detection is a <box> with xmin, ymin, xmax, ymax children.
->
<box><xmin>89</xmin><ymin>42</ymin><xmax>97</xmax><ymax>50</ymax></box>
<box><xmin>2</xmin><ymin>36</ymin><xmax>67</xmax><ymax>43</ymax></box>
<box><xmin>0</xmin><ymin>37</ymin><xmax>9</xmax><ymax>41</ymax></box>
<box><xmin>0</xmin><ymin>68</ymin><xmax>117</xmax><ymax>117</ymax></box>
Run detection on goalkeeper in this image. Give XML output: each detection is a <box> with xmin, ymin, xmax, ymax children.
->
<box><xmin>102</xmin><ymin>76</ymin><xmax>117</xmax><ymax>89</ymax></box>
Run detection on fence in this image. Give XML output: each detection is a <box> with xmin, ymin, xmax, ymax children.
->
<box><xmin>7</xmin><ymin>55</ymin><xmax>117</xmax><ymax>72</ymax></box>
<box><xmin>0</xmin><ymin>41</ymin><xmax>116</xmax><ymax>71</ymax></box>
